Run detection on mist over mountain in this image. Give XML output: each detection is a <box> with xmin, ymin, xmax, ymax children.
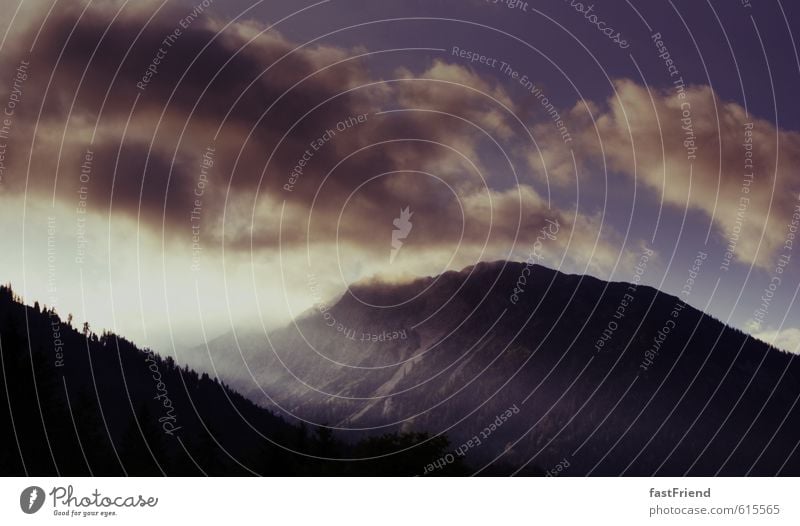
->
<box><xmin>0</xmin><ymin>285</ymin><xmax>461</xmax><ymax>476</ymax></box>
<box><xmin>201</xmin><ymin>261</ymin><xmax>800</xmax><ymax>475</ymax></box>
<box><xmin>2</xmin><ymin>0</ymin><xmax>799</xmax><ymax>487</ymax></box>
<box><xmin>3</xmin><ymin>259</ymin><xmax>799</xmax><ymax>476</ymax></box>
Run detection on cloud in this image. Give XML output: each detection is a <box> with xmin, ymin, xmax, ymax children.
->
<box><xmin>535</xmin><ymin>79</ymin><xmax>800</xmax><ymax>271</ymax></box>
<box><xmin>0</xmin><ymin>0</ymin><xmax>632</xmax><ymax>282</ymax></box>
<box><xmin>752</xmin><ymin>327</ymin><xmax>800</xmax><ymax>355</ymax></box>
<box><xmin>0</xmin><ymin>0</ymin><xmax>662</xmax><ymax>357</ymax></box>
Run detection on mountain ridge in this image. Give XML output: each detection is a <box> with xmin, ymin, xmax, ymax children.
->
<box><xmin>200</xmin><ymin>260</ymin><xmax>800</xmax><ymax>475</ymax></box>
<box><xmin>0</xmin><ymin>284</ymin><xmax>462</xmax><ymax>476</ymax></box>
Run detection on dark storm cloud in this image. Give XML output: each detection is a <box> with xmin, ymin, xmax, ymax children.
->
<box><xmin>0</xmin><ymin>0</ymin><xmax>626</xmax><ymax>271</ymax></box>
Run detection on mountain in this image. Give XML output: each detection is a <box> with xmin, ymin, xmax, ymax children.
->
<box><xmin>202</xmin><ymin>261</ymin><xmax>800</xmax><ymax>475</ymax></box>
<box><xmin>0</xmin><ymin>285</ymin><xmax>462</xmax><ymax>476</ymax></box>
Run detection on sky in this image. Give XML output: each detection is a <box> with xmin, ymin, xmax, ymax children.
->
<box><xmin>0</xmin><ymin>0</ymin><xmax>799</xmax><ymax>357</ymax></box>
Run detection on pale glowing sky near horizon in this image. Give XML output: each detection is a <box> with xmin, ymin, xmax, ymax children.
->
<box><xmin>1</xmin><ymin>0</ymin><xmax>799</xmax><ymax>357</ymax></box>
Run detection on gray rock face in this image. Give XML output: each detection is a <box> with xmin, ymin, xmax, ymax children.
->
<box><xmin>201</xmin><ymin>262</ymin><xmax>800</xmax><ymax>475</ymax></box>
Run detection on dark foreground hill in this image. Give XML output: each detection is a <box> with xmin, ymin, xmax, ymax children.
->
<box><xmin>202</xmin><ymin>261</ymin><xmax>800</xmax><ymax>476</ymax></box>
<box><xmin>0</xmin><ymin>285</ymin><xmax>461</xmax><ymax>476</ymax></box>
<box><xmin>5</xmin><ymin>256</ymin><xmax>800</xmax><ymax>476</ymax></box>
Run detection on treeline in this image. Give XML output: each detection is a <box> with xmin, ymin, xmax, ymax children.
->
<box><xmin>0</xmin><ymin>285</ymin><xmax>465</xmax><ymax>476</ymax></box>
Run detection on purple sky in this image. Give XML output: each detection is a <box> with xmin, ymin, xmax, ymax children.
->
<box><xmin>0</xmin><ymin>0</ymin><xmax>799</xmax><ymax>355</ymax></box>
